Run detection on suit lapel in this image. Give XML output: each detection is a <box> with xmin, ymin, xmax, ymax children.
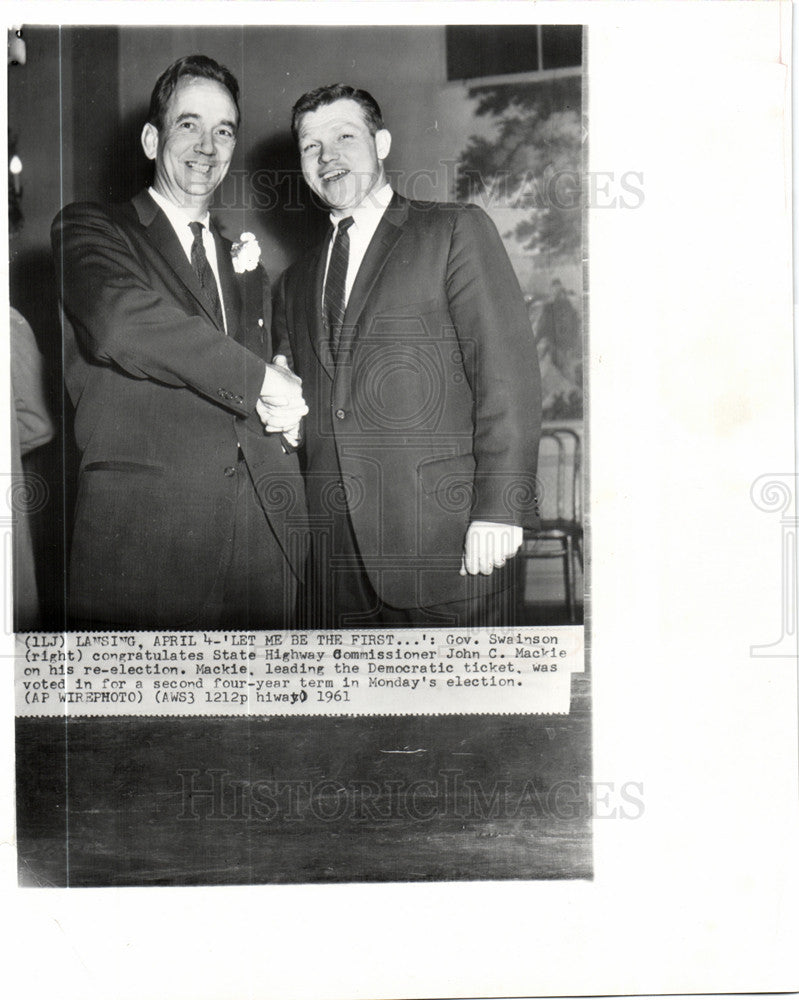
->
<box><xmin>303</xmin><ymin>193</ymin><xmax>409</xmax><ymax>378</ymax></box>
<box><xmin>131</xmin><ymin>190</ymin><xmax>223</xmax><ymax>332</ymax></box>
<box><xmin>307</xmin><ymin>239</ymin><xmax>335</xmax><ymax>379</ymax></box>
<box><xmin>338</xmin><ymin>193</ymin><xmax>408</xmax><ymax>354</ymax></box>
<box><xmin>212</xmin><ymin>225</ymin><xmax>243</xmax><ymax>340</ymax></box>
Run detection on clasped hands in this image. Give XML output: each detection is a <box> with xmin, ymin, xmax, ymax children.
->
<box><xmin>255</xmin><ymin>355</ymin><xmax>308</xmax><ymax>441</ymax></box>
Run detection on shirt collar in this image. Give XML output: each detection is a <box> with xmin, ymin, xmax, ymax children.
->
<box><xmin>148</xmin><ymin>186</ymin><xmax>211</xmax><ymax>238</ymax></box>
<box><xmin>329</xmin><ymin>183</ymin><xmax>393</xmax><ymax>230</ymax></box>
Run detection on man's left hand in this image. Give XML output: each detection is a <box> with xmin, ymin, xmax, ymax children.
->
<box><xmin>459</xmin><ymin>521</ymin><xmax>523</xmax><ymax>576</ymax></box>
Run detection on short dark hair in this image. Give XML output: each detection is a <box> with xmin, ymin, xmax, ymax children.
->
<box><xmin>147</xmin><ymin>55</ymin><xmax>240</xmax><ymax>132</ymax></box>
<box><xmin>291</xmin><ymin>84</ymin><xmax>384</xmax><ymax>142</ymax></box>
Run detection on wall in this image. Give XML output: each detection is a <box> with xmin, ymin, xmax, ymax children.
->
<box><xmin>8</xmin><ymin>26</ymin><xmax>121</xmax><ymax>626</ymax></box>
<box><xmin>9</xmin><ymin>27</ymin><xmax>73</xmax><ymax>346</ymax></box>
<box><xmin>8</xmin><ymin>26</ymin><xmax>75</xmax><ymax>627</ymax></box>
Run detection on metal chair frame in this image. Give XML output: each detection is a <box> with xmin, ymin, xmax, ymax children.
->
<box><xmin>521</xmin><ymin>426</ymin><xmax>584</xmax><ymax>622</ymax></box>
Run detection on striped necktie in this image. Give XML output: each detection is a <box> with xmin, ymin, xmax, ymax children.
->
<box><xmin>324</xmin><ymin>216</ymin><xmax>354</xmax><ymax>356</ymax></box>
<box><xmin>188</xmin><ymin>221</ymin><xmax>225</xmax><ymax>331</ymax></box>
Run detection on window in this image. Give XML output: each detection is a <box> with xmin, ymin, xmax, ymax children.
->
<box><xmin>446</xmin><ymin>25</ymin><xmax>582</xmax><ymax>81</ymax></box>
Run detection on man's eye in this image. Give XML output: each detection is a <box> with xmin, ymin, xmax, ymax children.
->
<box><xmin>302</xmin><ymin>142</ymin><xmax>318</xmax><ymax>154</ymax></box>
<box><xmin>217</xmin><ymin>128</ymin><xmax>235</xmax><ymax>139</ymax></box>
<box><xmin>179</xmin><ymin>121</ymin><xmax>196</xmax><ymax>130</ymax></box>
<box><xmin>339</xmin><ymin>133</ymin><xmax>353</xmax><ymax>140</ymax></box>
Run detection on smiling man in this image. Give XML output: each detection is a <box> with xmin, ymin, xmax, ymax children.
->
<box><xmin>273</xmin><ymin>84</ymin><xmax>543</xmax><ymax>628</ymax></box>
<box><xmin>52</xmin><ymin>55</ymin><xmax>308</xmax><ymax>629</ymax></box>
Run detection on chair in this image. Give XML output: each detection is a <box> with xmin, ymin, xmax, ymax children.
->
<box><xmin>519</xmin><ymin>426</ymin><xmax>584</xmax><ymax>622</ymax></box>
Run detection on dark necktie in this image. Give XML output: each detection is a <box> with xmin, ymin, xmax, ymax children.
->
<box><xmin>188</xmin><ymin>221</ymin><xmax>225</xmax><ymax>331</ymax></box>
<box><xmin>324</xmin><ymin>216</ymin><xmax>354</xmax><ymax>355</ymax></box>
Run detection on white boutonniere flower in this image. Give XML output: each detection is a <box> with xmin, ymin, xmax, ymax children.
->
<box><xmin>231</xmin><ymin>232</ymin><xmax>261</xmax><ymax>273</ymax></box>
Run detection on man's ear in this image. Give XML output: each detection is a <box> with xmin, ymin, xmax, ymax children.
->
<box><xmin>141</xmin><ymin>122</ymin><xmax>158</xmax><ymax>161</ymax></box>
<box><xmin>375</xmin><ymin>129</ymin><xmax>391</xmax><ymax>162</ymax></box>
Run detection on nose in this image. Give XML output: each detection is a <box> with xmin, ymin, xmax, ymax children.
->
<box><xmin>318</xmin><ymin>143</ymin><xmax>336</xmax><ymax>164</ymax></box>
<box><xmin>194</xmin><ymin>129</ymin><xmax>215</xmax><ymax>156</ymax></box>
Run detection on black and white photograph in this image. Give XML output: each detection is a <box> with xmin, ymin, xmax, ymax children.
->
<box><xmin>11</xmin><ymin>24</ymin><xmax>585</xmax><ymax>636</ymax></box>
<box><xmin>10</xmin><ymin>21</ymin><xmax>590</xmax><ymax>888</ymax></box>
<box><xmin>3</xmin><ymin>3</ymin><xmax>798</xmax><ymax>1000</ymax></box>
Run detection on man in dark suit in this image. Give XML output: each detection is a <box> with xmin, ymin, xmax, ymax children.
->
<box><xmin>52</xmin><ymin>55</ymin><xmax>308</xmax><ymax>630</ymax></box>
<box><xmin>273</xmin><ymin>84</ymin><xmax>542</xmax><ymax>628</ymax></box>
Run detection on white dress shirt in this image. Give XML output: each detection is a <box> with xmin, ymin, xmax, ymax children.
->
<box><xmin>324</xmin><ymin>183</ymin><xmax>394</xmax><ymax>305</ymax></box>
<box><xmin>148</xmin><ymin>186</ymin><xmax>228</xmax><ymax>333</ymax></box>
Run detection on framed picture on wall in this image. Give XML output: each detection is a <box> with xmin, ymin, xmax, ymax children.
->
<box><xmin>441</xmin><ymin>26</ymin><xmax>583</xmax><ymax>421</ymax></box>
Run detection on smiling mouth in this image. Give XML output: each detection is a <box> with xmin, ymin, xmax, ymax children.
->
<box><xmin>321</xmin><ymin>169</ymin><xmax>349</xmax><ymax>183</ymax></box>
<box><xmin>186</xmin><ymin>161</ymin><xmax>213</xmax><ymax>174</ymax></box>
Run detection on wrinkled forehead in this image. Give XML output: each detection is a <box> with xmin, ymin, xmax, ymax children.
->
<box><xmin>297</xmin><ymin>99</ymin><xmax>371</xmax><ymax>140</ymax></box>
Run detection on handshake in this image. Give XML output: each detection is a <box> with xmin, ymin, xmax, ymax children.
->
<box><xmin>255</xmin><ymin>355</ymin><xmax>308</xmax><ymax>444</ymax></box>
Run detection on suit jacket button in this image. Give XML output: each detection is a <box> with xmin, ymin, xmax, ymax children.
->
<box><xmin>224</xmin><ymin>466</ymin><xmax>237</xmax><ymax>477</ymax></box>
<box><xmin>258</xmin><ymin>318</ymin><xmax>264</xmax><ymax>327</ymax></box>
<box><xmin>335</xmin><ymin>409</ymin><xmax>346</xmax><ymax>420</ymax></box>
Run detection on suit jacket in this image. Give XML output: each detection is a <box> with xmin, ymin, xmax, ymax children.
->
<box><xmin>273</xmin><ymin>194</ymin><xmax>542</xmax><ymax>609</ymax></box>
<box><xmin>52</xmin><ymin>190</ymin><xmax>308</xmax><ymax>628</ymax></box>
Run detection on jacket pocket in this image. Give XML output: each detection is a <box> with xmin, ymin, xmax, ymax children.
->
<box><xmin>371</xmin><ymin>297</ymin><xmax>442</xmax><ymax>319</ymax></box>
<box><xmin>83</xmin><ymin>461</ymin><xmax>164</xmax><ymax>475</ymax></box>
<box><xmin>418</xmin><ymin>452</ymin><xmax>475</xmax><ymax>497</ymax></box>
